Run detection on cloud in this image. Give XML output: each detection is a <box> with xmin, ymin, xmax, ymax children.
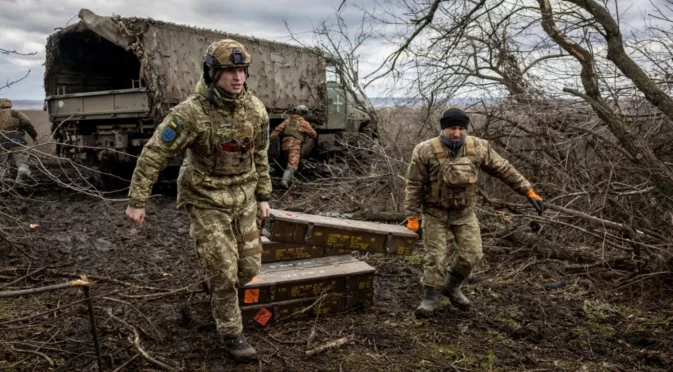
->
<box><xmin>1</xmin><ymin>0</ymin><xmax>667</xmax><ymax>101</ymax></box>
<box><xmin>0</xmin><ymin>0</ymin><xmax>378</xmax><ymax>99</ymax></box>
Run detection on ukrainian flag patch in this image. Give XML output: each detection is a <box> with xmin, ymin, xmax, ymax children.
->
<box><xmin>162</xmin><ymin>118</ymin><xmax>181</xmax><ymax>143</ymax></box>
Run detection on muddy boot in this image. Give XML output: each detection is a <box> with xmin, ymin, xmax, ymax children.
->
<box><xmin>415</xmin><ymin>286</ymin><xmax>440</xmax><ymax>318</ymax></box>
<box><xmin>222</xmin><ymin>334</ymin><xmax>257</xmax><ymax>362</ymax></box>
<box><xmin>280</xmin><ymin>168</ymin><xmax>294</xmax><ymax>189</ymax></box>
<box><xmin>443</xmin><ymin>270</ymin><xmax>471</xmax><ymax>311</ymax></box>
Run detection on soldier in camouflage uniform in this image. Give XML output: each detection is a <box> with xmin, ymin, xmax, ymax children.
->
<box><xmin>125</xmin><ymin>40</ymin><xmax>271</xmax><ymax>361</ymax></box>
<box><xmin>405</xmin><ymin>108</ymin><xmax>544</xmax><ymax>317</ymax></box>
<box><xmin>0</xmin><ymin>98</ymin><xmax>39</xmax><ymax>183</ymax></box>
<box><xmin>269</xmin><ymin>105</ymin><xmax>316</xmax><ymax>188</ymax></box>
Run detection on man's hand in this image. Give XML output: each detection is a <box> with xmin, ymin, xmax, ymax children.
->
<box><xmin>526</xmin><ymin>189</ymin><xmax>544</xmax><ymax>216</ymax></box>
<box><xmin>126</xmin><ymin>207</ymin><xmax>146</xmax><ymax>227</ymax></box>
<box><xmin>258</xmin><ymin>201</ymin><xmax>270</xmax><ymax>220</ymax></box>
<box><xmin>406</xmin><ymin>217</ymin><xmax>420</xmax><ymax>232</ymax></box>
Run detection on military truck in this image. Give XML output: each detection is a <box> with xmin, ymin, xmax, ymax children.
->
<box><xmin>44</xmin><ymin>9</ymin><xmax>372</xmax><ymax>172</ymax></box>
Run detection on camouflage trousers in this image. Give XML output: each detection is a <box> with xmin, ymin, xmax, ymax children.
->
<box><xmin>421</xmin><ymin>209</ymin><xmax>483</xmax><ymax>288</ymax></box>
<box><xmin>187</xmin><ymin>199</ymin><xmax>262</xmax><ymax>336</ymax></box>
<box><xmin>284</xmin><ymin>146</ymin><xmax>301</xmax><ymax>170</ymax></box>
<box><xmin>0</xmin><ymin>147</ymin><xmax>31</xmax><ymax>182</ymax></box>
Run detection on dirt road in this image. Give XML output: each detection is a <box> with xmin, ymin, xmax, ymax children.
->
<box><xmin>1</xmin><ymin>186</ymin><xmax>671</xmax><ymax>371</ymax></box>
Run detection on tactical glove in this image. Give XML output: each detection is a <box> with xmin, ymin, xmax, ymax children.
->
<box><xmin>526</xmin><ymin>189</ymin><xmax>544</xmax><ymax>216</ymax></box>
<box><xmin>406</xmin><ymin>217</ymin><xmax>420</xmax><ymax>233</ymax></box>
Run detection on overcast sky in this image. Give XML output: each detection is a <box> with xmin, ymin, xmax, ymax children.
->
<box><xmin>0</xmin><ymin>0</ymin><xmax>385</xmax><ymax>100</ymax></box>
<box><xmin>0</xmin><ymin>0</ymin><xmax>669</xmax><ymax>101</ymax></box>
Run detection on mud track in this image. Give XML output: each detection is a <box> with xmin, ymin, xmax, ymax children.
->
<box><xmin>1</xmin><ymin>185</ymin><xmax>672</xmax><ymax>371</ymax></box>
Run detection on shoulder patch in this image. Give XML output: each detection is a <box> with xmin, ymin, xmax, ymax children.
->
<box><xmin>162</xmin><ymin>117</ymin><xmax>181</xmax><ymax>143</ymax></box>
<box><xmin>406</xmin><ymin>159</ymin><xmax>419</xmax><ymax>180</ymax></box>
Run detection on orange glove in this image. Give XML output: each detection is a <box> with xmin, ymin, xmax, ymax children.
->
<box><xmin>526</xmin><ymin>189</ymin><xmax>544</xmax><ymax>216</ymax></box>
<box><xmin>406</xmin><ymin>217</ymin><xmax>420</xmax><ymax>232</ymax></box>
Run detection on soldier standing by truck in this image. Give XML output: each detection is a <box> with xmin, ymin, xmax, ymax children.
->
<box><xmin>124</xmin><ymin>39</ymin><xmax>271</xmax><ymax>362</ymax></box>
<box><xmin>404</xmin><ymin>108</ymin><xmax>544</xmax><ymax>317</ymax></box>
<box><xmin>269</xmin><ymin>105</ymin><xmax>317</xmax><ymax>188</ymax></box>
<box><xmin>0</xmin><ymin>98</ymin><xmax>39</xmax><ymax>183</ymax></box>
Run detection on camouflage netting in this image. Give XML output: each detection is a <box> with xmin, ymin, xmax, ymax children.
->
<box><xmin>44</xmin><ymin>9</ymin><xmax>327</xmax><ymax>122</ymax></box>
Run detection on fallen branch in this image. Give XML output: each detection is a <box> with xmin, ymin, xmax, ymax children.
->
<box><xmin>113</xmin><ymin>354</ymin><xmax>139</xmax><ymax>372</ymax></box>
<box><xmin>49</xmin><ymin>270</ymin><xmax>173</xmax><ymax>292</ymax></box>
<box><xmin>119</xmin><ymin>280</ymin><xmax>205</xmax><ymax>301</ymax></box>
<box><xmin>106</xmin><ymin>309</ymin><xmax>177</xmax><ymax>371</ymax></box>
<box><xmin>0</xmin><ymin>279</ymin><xmax>92</xmax><ymax>298</ymax></box>
<box><xmin>7</xmin><ymin>345</ymin><xmax>54</xmax><ymax>367</ymax></box>
<box><xmin>101</xmin><ymin>297</ymin><xmax>163</xmax><ymax>341</ymax></box>
<box><xmin>0</xmin><ymin>234</ymin><xmax>37</xmax><ymax>260</ymax></box>
<box><xmin>0</xmin><ymin>266</ymin><xmax>48</xmax><ymax>290</ymax></box>
<box><xmin>0</xmin><ymin>291</ymin><xmax>118</xmax><ymax>326</ymax></box>
<box><xmin>305</xmin><ymin>335</ymin><xmax>354</xmax><ymax>357</ymax></box>
<box><xmin>478</xmin><ymin>190</ymin><xmax>642</xmax><ymax>238</ymax></box>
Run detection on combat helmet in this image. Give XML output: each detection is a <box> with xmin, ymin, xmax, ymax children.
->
<box><xmin>295</xmin><ymin>105</ymin><xmax>309</xmax><ymax>116</ymax></box>
<box><xmin>202</xmin><ymin>39</ymin><xmax>252</xmax><ymax>86</ymax></box>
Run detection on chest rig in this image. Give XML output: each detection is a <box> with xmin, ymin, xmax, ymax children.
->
<box><xmin>193</xmin><ymin>96</ymin><xmax>257</xmax><ymax>176</ymax></box>
<box><xmin>0</xmin><ymin>109</ymin><xmax>20</xmax><ymax>132</ymax></box>
<box><xmin>0</xmin><ymin>110</ymin><xmax>24</xmax><ymax>148</ymax></box>
<box><xmin>283</xmin><ymin>118</ymin><xmax>306</xmax><ymax>142</ymax></box>
<box><xmin>429</xmin><ymin>136</ymin><xmax>480</xmax><ymax>209</ymax></box>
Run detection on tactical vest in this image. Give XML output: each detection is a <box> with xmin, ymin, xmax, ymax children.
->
<box><xmin>191</xmin><ymin>96</ymin><xmax>256</xmax><ymax>176</ymax></box>
<box><xmin>0</xmin><ymin>109</ymin><xmax>25</xmax><ymax>148</ymax></box>
<box><xmin>0</xmin><ymin>109</ymin><xmax>21</xmax><ymax>131</ymax></box>
<box><xmin>429</xmin><ymin>136</ymin><xmax>480</xmax><ymax>209</ymax></box>
<box><xmin>282</xmin><ymin>118</ymin><xmax>305</xmax><ymax>142</ymax></box>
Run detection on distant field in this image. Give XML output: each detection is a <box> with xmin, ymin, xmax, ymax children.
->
<box><xmin>21</xmin><ymin>110</ymin><xmax>55</xmax><ymax>155</ymax></box>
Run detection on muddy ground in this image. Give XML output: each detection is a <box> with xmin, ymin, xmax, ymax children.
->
<box><xmin>1</xmin><ymin>182</ymin><xmax>673</xmax><ymax>371</ymax></box>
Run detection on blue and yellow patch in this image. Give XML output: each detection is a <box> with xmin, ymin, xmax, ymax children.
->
<box><xmin>162</xmin><ymin>118</ymin><xmax>181</xmax><ymax>143</ymax></box>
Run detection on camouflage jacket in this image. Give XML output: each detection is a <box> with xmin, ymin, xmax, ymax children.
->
<box><xmin>404</xmin><ymin>135</ymin><xmax>532</xmax><ymax>218</ymax></box>
<box><xmin>0</xmin><ymin>109</ymin><xmax>38</xmax><ymax>148</ymax></box>
<box><xmin>128</xmin><ymin>78</ymin><xmax>271</xmax><ymax>210</ymax></box>
<box><xmin>270</xmin><ymin>114</ymin><xmax>317</xmax><ymax>149</ymax></box>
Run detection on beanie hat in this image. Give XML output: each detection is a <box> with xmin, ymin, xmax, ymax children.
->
<box><xmin>440</xmin><ymin>108</ymin><xmax>469</xmax><ymax>129</ymax></box>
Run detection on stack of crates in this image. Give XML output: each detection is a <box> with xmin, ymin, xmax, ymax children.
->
<box><xmin>239</xmin><ymin>209</ymin><xmax>418</xmax><ymax>328</ymax></box>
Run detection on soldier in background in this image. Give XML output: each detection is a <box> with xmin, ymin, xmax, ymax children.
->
<box><xmin>269</xmin><ymin>105</ymin><xmax>317</xmax><ymax>188</ymax></box>
<box><xmin>0</xmin><ymin>98</ymin><xmax>39</xmax><ymax>183</ymax></box>
<box><xmin>404</xmin><ymin>108</ymin><xmax>544</xmax><ymax>317</ymax></box>
<box><xmin>125</xmin><ymin>39</ymin><xmax>271</xmax><ymax>362</ymax></box>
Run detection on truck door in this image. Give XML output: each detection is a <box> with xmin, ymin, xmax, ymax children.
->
<box><xmin>326</xmin><ymin>66</ymin><xmax>348</xmax><ymax>131</ymax></box>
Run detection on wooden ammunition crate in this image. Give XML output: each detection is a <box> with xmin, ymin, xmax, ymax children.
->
<box><xmin>261</xmin><ymin>236</ymin><xmax>351</xmax><ymax>263</ymax></box>
<box><xmin>239</xmin><ymin>255</ymin><xmax>375</xmax><ymax>305</ymax></box>
<box><xmin>263</xmin><ymin>209</ymin><xmax>417</xmax><ymax>256</ymax></box>
<box><xmin>241</xmin><ymin>289</ymin><xmax>374</xmax><ymax>328</ymax></box>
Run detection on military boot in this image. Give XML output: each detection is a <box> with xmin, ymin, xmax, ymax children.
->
<box><xmin>415</xmin><ymin>286</ymin><xmax>440</xmax><ymax>318</ymax></box>
<box><xmin>443</xmin><ymin>270</ymin><xmax>471</xmax><ymax>310</ymax></box>
<box><xmin>222</xmin><ymin>334</ymin><xmax>257</xmax><ymax>362</ymax></box>
<box><xmin>280</xmin><ymin>168</ymin><xmax>294</xmax><ymax>189</ymax></box>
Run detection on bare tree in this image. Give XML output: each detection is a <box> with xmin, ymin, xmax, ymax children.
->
<box><xmin>302</xmin><ymin>0</ymin><xmax>673</xmax><ymax>275</ymax></box>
